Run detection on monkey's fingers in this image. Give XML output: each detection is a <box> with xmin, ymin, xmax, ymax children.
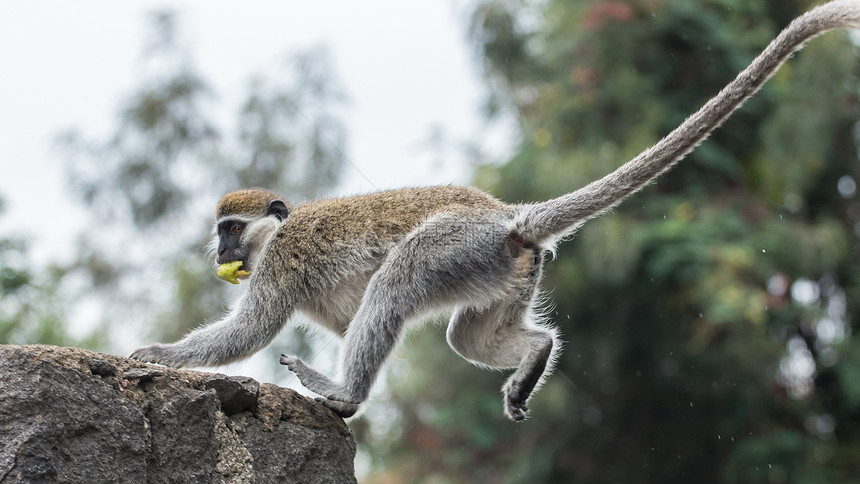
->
<box><xmin>130</xmin><ymin>344</ymin><xmax>173</xmax><ymax>366</ymax></box>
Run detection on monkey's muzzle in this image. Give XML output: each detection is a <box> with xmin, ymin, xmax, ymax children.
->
<box><xmin>216</xmin><ymin>261</ymin><xmax>251</xmax><ymax>285</ymax></box>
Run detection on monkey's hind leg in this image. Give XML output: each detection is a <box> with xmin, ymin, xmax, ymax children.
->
<box><xmin>446</xmin><ymin>252</ymin><xmax>558</xmax><ymax>421</ymax></box>
<box><xmin>448</xmin><ymin>306</ymin><xmax>557</xmax><ymax>421</ymax></box>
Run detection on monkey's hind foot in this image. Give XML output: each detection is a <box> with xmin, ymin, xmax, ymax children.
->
<box><xmin>315</xmin><ymin>397</ymin><xmax>360</xmax><ymax>418</ymax></box>
<box><xmin>502</xmin><ymin>378</ymin><xmax>531</xmax><ymax>422</ymax></box>
<box><xmin>279</xmin><ymin>354</ymin><xmax>358</xmax><ymax>402</ymax></box>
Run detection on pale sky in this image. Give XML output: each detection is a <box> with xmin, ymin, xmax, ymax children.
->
<box><xmin>0</xmin><ymin>0</ymin><xmax>511</xmax><ymax>263</ymax></box>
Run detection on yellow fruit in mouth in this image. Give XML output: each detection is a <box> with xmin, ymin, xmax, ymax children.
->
<box><xmin>216</xmin><ymin>261</ymin><xmax>251</xmax><ymax>285</ymax></box>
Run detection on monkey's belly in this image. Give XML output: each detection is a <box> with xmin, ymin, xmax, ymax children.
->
<box><xmin>297</xmin><ymin>268</ymin><xmax>377</xmax><ymax>336</ymax></box>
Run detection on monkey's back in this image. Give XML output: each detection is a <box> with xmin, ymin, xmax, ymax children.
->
<box><xmin>261</xmin><ymin>186</ymin><xmax>509</xmax><ymax>299</ymax></box>
<box><xmin>296</xmin><ymin>185</ymin><xmax>505</xmax><ymax>239</ymax></box>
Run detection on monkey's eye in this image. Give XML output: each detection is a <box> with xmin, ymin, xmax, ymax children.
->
<box><xmin>231</xmin><ymin>224</ymin><xmax>243</xmax><ymax>235</ymax></box>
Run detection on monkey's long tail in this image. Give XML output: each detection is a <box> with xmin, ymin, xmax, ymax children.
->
<box><xmin>515</xmin><ymin>0</ymin><xmax>860</xmax><ymax>244</ymax></box>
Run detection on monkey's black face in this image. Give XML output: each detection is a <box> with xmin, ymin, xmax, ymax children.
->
<box><xmin>216</xmin><ymin>219</ymin><xmax>250</xmax><ymax>265</ymax></box>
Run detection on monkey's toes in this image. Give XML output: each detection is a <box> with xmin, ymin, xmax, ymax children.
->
<box><xmin>279</xmin><ymin>354</ymin><xmax>311</xmax><ymax>381</ymax></box>
<box><xmin>316</xmin><ymin>397</ymin><xmax>359</xmax><ymax>418</ymax></box>
<box><xmin>279</xmin><ymin>354</ymin><xmax>300</xmax><ymax>368</ymax></box>
<box><xmin>503</xmin><ymin>383</ymin><xmax>530</xmax><ymax>421</ymax></box>
<box><xmin>504</xmin><ymin>398</ymin><xmax>528</xmax><ymax>421</ymax></box>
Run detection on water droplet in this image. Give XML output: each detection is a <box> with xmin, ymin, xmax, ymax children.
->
<box><xmin>838</xmin><ymin>175</ymin><xmax>857</xmax><ymax>198</ymax></box>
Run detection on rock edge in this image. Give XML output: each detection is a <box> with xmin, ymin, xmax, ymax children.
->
<box><xmin>0</xmin><ymin>344</ymin><xmax>356</xmax><ymax>484</ymax></box>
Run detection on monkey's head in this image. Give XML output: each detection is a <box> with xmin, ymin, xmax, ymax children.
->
<box><xmin>212</xmin><ymin>188</ymin><xmax>292</xmax><ymax>283</ymax></box>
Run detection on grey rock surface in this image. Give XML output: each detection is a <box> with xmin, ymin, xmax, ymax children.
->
<box><xmin>0</xmin><ymin>345</ymin><xmax>356</xmax><ymax>483</ymax></box>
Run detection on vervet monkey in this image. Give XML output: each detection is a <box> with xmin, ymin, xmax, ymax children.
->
<box><xmin>132</xmin><ymin>1</ymin><xmax>860</xmax><ymax>421</ymax></box>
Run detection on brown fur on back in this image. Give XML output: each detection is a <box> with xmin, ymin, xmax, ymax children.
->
<box><xmin>288</xmin><ymin>186</ymin><xmax>506</xmax><ymax>242</ymax></box>
<box><xmin>260</xmin><ymin>186</ymin><xmax>509</xmax><ymax>298</ymax></box>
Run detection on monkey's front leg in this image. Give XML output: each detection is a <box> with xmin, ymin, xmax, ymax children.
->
<box><xmin>279</xmin><ymin>354</ymin><xmax>361</xmax><ymax>418</ymax></box>
<box><xmin>132</xmin><ymin>291</ymin><xmax>293</xmax><ymax>367</ymax></box>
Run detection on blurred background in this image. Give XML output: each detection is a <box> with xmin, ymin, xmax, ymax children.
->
<box><xmin>2</xmin><ymin>0</ymin><xmax>860</xmax><ymax>482</ymax></box>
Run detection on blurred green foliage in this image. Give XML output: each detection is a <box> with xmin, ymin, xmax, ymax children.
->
<box><xmin>0</xmin><ymin>198</ymin><xmax>104</xmax><ymax>349</ymax></box>
<box><xmin>360</xmin><ymin>0</ymin><xmax>860</xmax><ymax>482</ymax></box>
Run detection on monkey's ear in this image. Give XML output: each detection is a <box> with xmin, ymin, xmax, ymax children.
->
<box><xmin>266</xmin><ymin>200</ymin><xmax>290</xmax><ymax>221</ymax></box>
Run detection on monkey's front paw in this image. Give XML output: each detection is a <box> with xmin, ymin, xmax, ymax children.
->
<box><xmin>130</xmin><ymin>344</ymin><xmax>175</xmax><ymax>366</ymax></box>
<box><xmin>502</xmin><ymin>380</ymin><xmax>529</xmax><ymax>422</ymax></box>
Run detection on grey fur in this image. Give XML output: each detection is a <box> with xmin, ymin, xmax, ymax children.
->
<box><xmin>132</xmin><ymin>1</ymin><xmax>860</xmax><ymax>421</ymax></box>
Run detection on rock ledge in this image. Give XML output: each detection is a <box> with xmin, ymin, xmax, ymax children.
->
<box><xmin>0</xmin><ymin>344</ymin><xmax>356</xmax><ymax>483</ymax></box>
